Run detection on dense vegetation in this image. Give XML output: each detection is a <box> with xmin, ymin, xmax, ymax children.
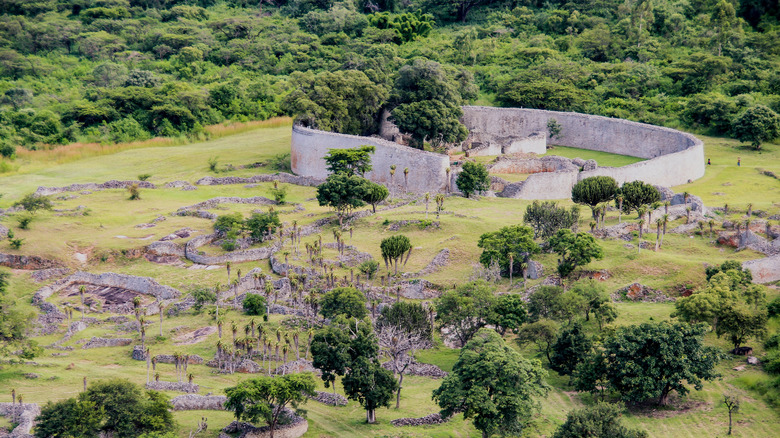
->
<box><xmin>1</xmin><ymin>0</ymin><xmax>780</xmax><ymax>156</ymax></box>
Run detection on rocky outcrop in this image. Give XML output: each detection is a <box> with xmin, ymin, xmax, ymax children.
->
<box><xmin>173</xmin><ymin>196</ymin><xmax>276</xmax><ymax>217</ymax></box>
<box><xmin>35</xmin><ymin>180</ymin><xmax>155</xmax><ymax>196</ymax></box>
<box><xmin>32</xmin><ymin>271</ymin><xmax>181</xmax><ymax>308</ymax></box>
<box><xmin>222</xmin><ymin>409</ymin><xmax>308</xmax><ymax>438</ymax></box>
<box><xmin>382</xmin><ymin>359</ymin><xmax>447</xmax><ymax>379</ymax></box>
<box><xmin>145</xmin><ymin>381</ymin><xmax>199</xmax><ymax>393</ymax></box>
<box><xmin>526</xmin><ymin>260</ymin><xmax>544</xmax><ymax>280</ymax></box>
<box><xmin>273</xmin><ymin>359</ymin><xmax>320</xmax><ymax>376</ymax></box>
<box><xmin>613</xmin><ymin>283</ymin><xmax>673</xmax><ymax>303</ymax></box>
<box><xmin>0</xmin><ymin>402</ymin><xmax>41</xmax><ymax>437</ymax></box>
<box><xmin>743</xmin><ymin>254</ymin><xmax>780</xmax><ymax>284</ymax></box>
<box><xmin>170</xmin><ymin>394</ymin><xmax>227</xmax><ymax>411</ymax></box>
<box><xmin>391</xmin><ymin>413</ymin><xmax>450</xmax><ymax>427</ymax></box>
<box><xmin>0</xmin><ymin>253</ymin><xmax>61</xmax><ymax>270</ymax></box>
<box><xmin>30</xmin><ymin>268</ymin><xmax>71</xmax><ymax>282</ymax></box>
<box><xmin>196</xmin><ymin>172</ymin><xmax>323</xmax><ymax>187</ymax></box>
<box><xmin>153</xmin><ymin>354</ymin><xmax>204</xmax><ymax>364</ymax></box>
<box><xmin>307</xmin><ymin>391</ymin><xmax>347</xmax><ymax>406</ymax></box>
<box><xmin>81</xmin><ymin>337</ymin><xmax>133</xmax><ymax>349</ymax></box>
<box><xmin>236</xmin><ymin>359</ymin><xmax>262</xmax><ymax>373</ymax></box>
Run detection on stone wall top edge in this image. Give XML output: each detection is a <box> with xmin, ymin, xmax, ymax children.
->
<box><xmin>292</xmin><ymin>125</ymin><xmax>448</xmax><ymax>160</ymax></box>
<box><xmin>462</xmin><ymin>106</ymin><xmax>703</xmax><ymax>148</ymax></box>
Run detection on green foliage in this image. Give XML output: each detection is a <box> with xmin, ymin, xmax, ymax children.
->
<box><xmin>357</xmin><ymin>259</ymin><xmax>379</xmax><ymax>279</ymax></box>
<box><xmin>377</xmin><ymin>301</ymin><xmax>432</xmax><ymax>340</ymax></box>
<box><xmin>311</xmin><ymin>325</ymin><xmax>351</xmax><ymax>391</ymax></box>
<box><xmin>456</xmin><ymin>161</ymin><xmax>490</xmax><ymax>198</ymax></box>
<box><xmin>13</xmin><ymin>193</ymin><xmax>52</xmax><ymax>214</ymax></box>
<box><xmin>342</xmin><ymin>356</ymin><xmax>398</xmax><ymax>423</ymax></box>
<box><xmin>550</xmin><ymin>322</ymin><xmax>592</xmax><ymax>376</ymax></box>
<box><xmin>78</xmin><ymin>379</ymin><xmax>175</xmax><ymax>438</ymax></box>
<box><xmin>8</xmin><ymin>238</ymin><xmax>24</xmax><ymax>249</ymax></box>
<box><xmin>362</xmin><ymin>181</ymin><xmax>389</xmax><ymax>213</ymax></box>
<box><xmin>213</xmin><ymin>212</ymin><xmax>244</xmax><ymax>235</ymax></box>
<box><xmin>732</xmin><ymin>105</ymin><xmax>780</xmax><ymax>150</ymax></box>
<box><xmin>368</xmin><ymin>10</ymin><xmax>435</xmax><ymax>43</ymax></box>
<box><xmin>324</xmin><ymin>145</ymin><xmax>375</xmax><ymax>176</ymax></box>
<box><xmin>190</xmin><ymin>286</ymin><xmax>216</xmax><ymax>311</ymax></box>
<box><xmin>527</xmin><ymin>286</ymin><xmax>584</xmax><ymax>324</ymax></box>
<box><xmin>269</xmin><ymin>185</ymin><xmax>288</xmax><ymax>204</ymax></box>
<box><xmin>553</xmin><ymin>402</ymin><xmax>648</xmax><ymax>438</ymax></box>
<box><xmin>391</xmin><ymin>100</ymin><xmax>468</xmax><ymax>148</ymax></box>
<box><xmin>594</xmin><ymin>322</ymin><xmax>721</xmax><ymax>405</ymax></box>
<box><xmin>380</xmin><ymin>234</ymin><xmax>412</xmax><ymax>274</ymax></box>
<box><xmin>477</xmin><ymin>225</ymin><xmax>539</xmax><ymax>278</ymax></box>
<box><xmin>16</xmin><ymin>213</ymin><xmax>33</xmax><ymax>230</ymax></box>
<box><xmin>716</xmin><ymin>304</ymin><xmax>768</xmax><ymax>350</ymax></box>
<box><xmin>433</xmin><ymin>328</ymin><xmax>549</xmax><ymax>438</ymax></box>
<box><xmin>768</xmin><ymin>296</ymin><xmax>780</xmax><ymax>318</ymax></box>
<box><xmin>137</xmin><ymin>173</ymin><xmax>152</xmax><ymax>181</ymax></box>
<box><xmin>245</xmin><ymin>212</ymin><xmax>281</xmax><ymax>240</ymax></box>
<box><xmin>283</xmin><ymin>70</ymin><xmax>388</xmax><ymax>136</ymax></box>
<box><xmin>224</xmin><ymin>374</ymin><xmax>316</xmax><ymax>434</ymax></box>
<box><xmin>0</xmin><ymin>270</ymin><xmax>36</xmax><ymax>356</ymax></box>
<box><xmin>127</xmin><ymin>183</ymin><xmax>141</xmax><ymax>200</ymax></box>
<box><xmin>316</xmin><ymin>173</ymin><xmax>371</xmax><ymax>225</ymax></box>
<box><xmin>486</xmin><ymin>294</ymin><xmax>527</xmax><ymax>335</ymax></box>
<box><xmin>242</xmin><ymin>294</ymin><xmax>267</xmax><ymax>316</ymax></box>
<box><xmin>618</xmin><ymin>181</ymin><xmax>661</xmax><ymax>214</ymax></box>
<box><xmin>548</xmin><ymin>229</ymin><xmax>604</xmax><ymax>278</ymax></box>
<box><xmin>319</xmin><ymin>287</ymin><xmax>367</xmax><ymax>319</ymax></box>
<box><xmin>435</xmin><ymin>280</ymin><xmax>496</xmax><ymax>346</ymax></box>
<box><xmin>547</xmin><ymin>119</ymin><xmax>562</xmax><ymax>140</ymax></box>
<box><xmin>571</xmin><ymin>177</ymin><xmax>619</xmax><ymax>214</ymax></box>
<box><xmin>35</xmin><ymin>398</ymin><xmax>104</xmax><ymax>438</ymax></box>
<box><xmin>523</xmin><ymin>201</ymin><xmax>580</xmax><ymax>239</ymax></box>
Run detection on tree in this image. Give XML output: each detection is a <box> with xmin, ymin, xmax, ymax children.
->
<box><xmin>618</xmin><ymin>181</ymin><xmax>661</xmax><ymax>216</ymax></box>
<box><xmin>486</xmin><ymin>294</ymin><xmax>527</xmax><ymax>335</ymax></box>
<box><xmin>456</xmin><ymin>161</ymin><xmax>490</xmax><ymax>198</ymax></box>
<box><xmin>245</xmin><ymin>212</ymin><xmax>281</xmax><ymax>240</ymax></box>
<box><xmin>601</xmin><ymin>322</ymin><xmax>721</xmax><ymax>405</ymax></box>
<box><xmin>523</xmin><ymin>201</ymin><xmax>580</xmax><ymax>239</ymax></box>
<box><xmin>391</xmin><ymin>100</ymin><xmax>468</xmax><ymax>148</ymax></box>
<box><xmin>282</xmin><ymin>70</ymin><xmax>388</xmax><ymax>136</ymax></box>
<box><xmin>214</xmin><ymin>212</ymin><xmax>244</xmax><ymax>235</ymax></box>
<box><xmin>342</xmin><ymin>356</ymin><xmax>398</xmax><ymax>423</ymax></box>
<box><xmin>242</xmin><ymin>294</ymin><xmax>267</xmax><ymax>317</ymax></box>
<box><xmin>723</xmin><ymin>393</ymin><xmax>740</xmax><ymax>436</ymax></box>
<box><xmin>571</xmin><ymin>176</ymin><xmax>619</xmax><ymax>222</ymax></box>
<box><xmin>324</xmin><ymin>145</ymin><xmax>375</xmax><ymax>176</ymax></box>
<box><xmin>380</xmin><ymin>234</ymin><xmax>412</xmax><ymax>275</ymax></box>
<box><xmin>716</xmin><ymin>304</ymin><xmax>768</xmax><ymax>350</ymax></box>
<box><xmin>516</xmin><ymin>319</ymin><xmax>559</xmax><ymax>363</ymax></box>
<box><xmin>550</xmin><ymin>322</ymin><xmax>592</xmax><ymax>376</ymax></box>
<box><xmin>548</xmin><ymin>229</ymin><xmax>604</xmax><ymax>278</ymax></box>
<box><xmin>424</xmin><ymin>0</ymin><xmax>490</xmax><ymax>23</ymax></box>
<box><xmin>13</xmin><ymin>193</ymin><xmax>53</xmax><ymax>215</ymax></box>
<box><xmin>310</xmin><ymin>326</ymin><xmax>351</xmax><ymax>394</ymax></box>
<box><xmin>34</xmin><ymin>398</ymin><xmax>103</xmax><ymax>438</ymax></box>
<box><xmin>319</xmin><ymin>287</ymin><xmax>367</xmax><ymax>319</ymax></box>
<box><xmin>224</xmin><ymin>374</ymin><xmax>316</xmax><ymax>438</ymax></box>
<box><xmin>376</xmin><ymin>324</ymin><xmax>426</xmax><ymax>408</ymax></box>
<box><xmin>477</xmin><ymin>225</ymin><xmax>539</xmax><ymax>278</ymax></box>
<box><xmin>433</xmin><ymin>329</ymin><xmax>549</xmax><ymax>438</ymax></box>
<box><xmin>78</xmin><ymin>379</ymin><xmax>175</xmax><ymax>438</ymax></box>
<box><xmin>316</xmin><ymin>173</ymin><xmax>371</xmax><ymax>226</ymax></box>
<box><xmin>377</xmin><ymin>301</ymin><xmax>432</xmax><ymax>341</ymax></box>
<box><xmin>553</xmin><ymin>402</ymin><xmax>648</xmax><ymax>438</ymax></box>
<box><xmin>569</xmin><ymin>279</ymin><xmax>609</xmax><ymax>321</ymax></box>
<box><xmin>363</xmin><ymin>182</ymin><xmax>389</xmax><ymax>213</ymax></box>
<box><xmin>732</xmin><ymin>105</ymin><xmax>780</xmax><ymax>150</ymax></box>
<box><xmin>594</xmin><ymin>303</ymin><xmax>619</xmax><ymax>331</ymax></box>
<box><xmin>435</xmin><ymin>281</ymin><xmax>496</xmax><ymax>346</ymax></box>
<box><xmin>0</xmin><ymin>270</ymin><xmax>37</xmax><ymax>357</ymax></box>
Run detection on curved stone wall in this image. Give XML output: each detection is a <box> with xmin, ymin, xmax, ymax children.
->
<box><xmin>291</xmin><ymin>125</ymin><xmax>450</xmax><ymax>193</ymax></box>
<box><xmin>291</xmin><ymin>107</ymin><xmax>705</xmax><ymax>199</ymax></box>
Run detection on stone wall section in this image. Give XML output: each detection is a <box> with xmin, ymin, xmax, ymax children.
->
<box><xmin>0</xmin><ymin>402</ymin><xmax>40</xmax><ymax>437</ymax></box>
<box><xmin>32</xmin><ymin>271</ymin><xmax>181</xmax><ymax>307</ymax></box>
<box><xmin>170</xmin><ymin>394</ymin><xmax>227</xmax><ymax>411</ymax></box>
<box><xmin>291</xmin><ymin>125</ymin><xmax>450</xmax><ymax>193</ymax></box>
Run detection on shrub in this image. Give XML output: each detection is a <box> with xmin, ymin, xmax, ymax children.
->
<box><xmin>243</xmin><ymin>294</ymin><xmax>267</xmax><ymax>316</ymax></box>
<box><xmin>127</xmin><ymin>184</ymin><xmax>141</xmax><ymax>200</ymax></box>
<box><xmin>137</xmin><ymin>173</ymin><xmax>152</xmax><ymax>181</ymax></box>
<box><xmin>320</xmin><ymin>287</ymin><xmax>367</xmax><ymax>319</ymax></box>
<box><xmin>13</xmin><ymin>193</ymin><xmax>53</xmax><ymax>213</ymax></box>
<box><xmin>214</xmin><ymin>213</ymin><xmax>244</xmax><ymax>235</ymax></box>
<box><xmin>245</xmin><ymin>212</ymin><xmax>281</xmax><ymax>240</ymax></box>
<box><xmin>17</xmin><ymin>214</ymin><xmax>33</xmax><ymax>229</ymax></box>
<box><xmin>191</xmin><ymin>286</ymin><xmax>216</xmax><ymax>311</ymax></box>
<box><xmin>9</xmin><ymin>238</ymin><xmax>23</xmax><ymax>249</ymax></box>
<box><xmin>358</xmin><ymin>259</ymin><xmax>379</xmax><ymax>279</ymax></box>
<box><xmin>208</xmin><ymin>156</ymin><xmax>219</xmax><ymax>172</ymax></box>
<box><xmin>456</xmin><ymin>161</ymin><xmax>490</xmax><ymax>198</ymax></box>
<box><xmin>270</xmin><ymin>185</ymin><xmax>287</xmax><ymax>204</ymax></box>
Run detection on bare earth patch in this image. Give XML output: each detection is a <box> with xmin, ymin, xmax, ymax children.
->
<box><xmin>631</xmin><ymin>397</ymin><xmax>710</xmax><ymax>419</ymax></box>
<box><xmin>174</xmin><ymin>326</ymin><xmax>217</xmax><ymax>345</ymax></box>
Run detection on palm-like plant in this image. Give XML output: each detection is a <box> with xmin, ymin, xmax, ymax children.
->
<box><xmin>79</xmin><ymin>285</ymin><xmax>87</xmax><ymax>320</ymax></box>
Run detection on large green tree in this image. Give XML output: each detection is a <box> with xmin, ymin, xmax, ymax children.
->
<box><xmin>435</xmin><ymin>280</ymin><xmax>496</xmax><ymax>346</ymax></box>
<box><xmin>602</xmin><ymin>322</ymin><xmax>720</xmax><ymax>405</ymax></box>
<box><xmin>324</xmin><ymin>145</ymin><xmax>375</xmax><ymax>176</ymax></box>
<box><xmin>342</xmin><ymin>356</ymin><xmax>398</xmax><ymax>423</ymax></box>
<box><xmin>316</xmin><ymin>173</ymin><xmax>371</xmax><ymax>226</ymax></box>
<box><xmin>224</xmin><ymin>374</ymin><xmax>316</xmax><ymax>438</ymax></box>
<box><xmin>391</xmin><ymin>100</ymin><xmax>468</xmax><ymax>148</ymax></box>
<box><xmin>550</xmin><ymin>322</ymin><xmax>592</xmax><ymax>376</ymax></box>
<box><xmin>617</xmin><ymin>181</ymin><xmax>661</xmax><ymax>215</ymax></box>
<box><xmin>553</xmin><ymin>402</ymin><xmax>648</xmax><ymax>438</ymax></box>
<box><xmin>34</xmin><ymin>398</ymin><xmax>103</xmax><ymax>438</ymax></box>
<box><xmin>477</xmin><ymin>225</ymin><xmax>540</xmax><ymax>277</ymax></box>
<box><xmin>319</xmin><ymin>287</ymin><xmax>367</xmax><ymax>319</ymax></box>
<box><xmin>731</xmin><ymin>105</ymin><xmax>780</xmax><ymax>150</ymax></box>
<box><xmin>310</xmin><ymin>325</ymin><xmax>351</xmax><ymax>394</ymax></box>
<box><xmin>380</xmin><ymin>234</ymin><xmax>412</xmax><ymax>275</ymax></box>
<box><xmin>548</xmin><ymin>229</ymin><xmax>604</xmax><ymax>278</ymax></box>
<box><xmin>456</xmin><ymin>161</ymin><xmax>490</xmax><ymax>198</ymax></box>
<box><xmin>571</xmin><ymin>176</ymin><xmax>619</xmax><ymax>221</ymax></box>
<box><xmin>433</xmin><ymin>328</ymin><xmax>549</xmax><ymax>438</ymax></box>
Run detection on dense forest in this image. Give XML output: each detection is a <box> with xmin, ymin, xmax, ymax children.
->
<box><xmin>0</xmin><ymin>0</ymin><xmax>779</xmax><ymax>156</ymax></box>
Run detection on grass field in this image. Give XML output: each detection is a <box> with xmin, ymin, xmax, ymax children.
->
<box><xmin>1</xmin><ymin>122</ymin><xmax>779</xmax><ymax>437</ymax></box>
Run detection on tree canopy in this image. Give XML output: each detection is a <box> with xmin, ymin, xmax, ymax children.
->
<box><xmin>435</xmin><ymin>280</ymin><xmax>496</xmax><ymax>346</ymax></box>
<box><xmin>316</xmin><ymin>173</ymin><xmax>371</xmax><ymax>226</ymax></box>
<box><xmin>456</xmin><ymin>161</ymin><xmax>490</xmax><ymax>198</ymax></box>
<box><xmin>324</xmin><ymin>145</ymin><xmax>375</xmax><ymax>176</ymax></box>
<box><xmin>548</xmin><ymin>229</ymin><xmax>604</xmax><ymax>278</ymax></box>
<box><xmin>571</xmin><ymin>177</ymin><xmax>619</xmax><ymax>219</ymax></box>
<box><xmin>433</xmin><ymin>328</ymin><xmax>549</xmax><ymax>438</ymax></box>
<box><xmin>732</xmin><ymin>105</ymin><xmax>780</xmax><ymax>150</ymax></box>
<box><xmin>553</xmin><ymin>402</ymin><xmax>648</xmax><ymax>438</ymax></box>
<box><xmin>319</xmin><ymin>287</ymin><xmax>367</xmax><ymax>319</ymax></box>
<box><xmin>477</xmin><ymin>225</ymin><xmax>539</xmax><ymax>278</ymax></box>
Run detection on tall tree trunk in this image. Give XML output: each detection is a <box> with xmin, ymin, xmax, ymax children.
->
<box><xmin>396</xmin><ymin>373</ymin><xmax>405</xmax><ymax>409</ymax></box>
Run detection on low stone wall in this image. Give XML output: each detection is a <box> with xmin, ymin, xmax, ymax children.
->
<box><xmin>487</xmin><ymin>155</ymin><xmax>578</xmax><ymax>174</ymax></box>
<box><xmin>173</xmin><ymin>196</ymin><xmax>276</xmax><ymax>216</ymax></box>
<box><xmin>153</xmin><ymin>354</ymin><xmax>204</xmax><ymax>364</ymax></box>
<box><xmin>32</xmin><ymin>271</ymin><xmax>181</xmax><ymax>305</ymax></box>
<box><xmin>35</xmin><ymin>180</ymin><xmax>156</xmax><ymax>196</ymax></box>
<box><xmin>185</xmin><ymin>234</ymin><xmax>280</xmax><ymax>265</ymax></box>
<box><xmin>146</xmin><ymin>381</ymin><xmax>199</xmax><ymax>393</ymax></box>
<box><xmin>223</xmin><ymin>414</ymin><xmax>308</xmax><ymax>438</ymax></box>
<box><xmin>81</xmin><ymin>337</ymin><xmax>133</xmax><ymax>349</ymax></box>
<box><xmin>307</xmin><ymin>391</ymin><xmax>347</xmax><ymax>406</ymax></box>
<box><xmin>0</xmin><ymin>253</ymin><xmax>61</xmax><ymax>270</ymax></box>
<box><xmin>196</xmin><ymin>172</ymin><xmax>323</xmax><ymax>187</ymax></box>
<box><xmin>0</xmin><ymin>402</ymin><xmax>40</xmax><ymax>437</ymax></box>
<box><xmin>170</xmin><ymin>394</ymin><xmax>227</xmax><ymax>411</ymax></box>
<box><xmin>743</xmin><ymin>254</ymin><xmax>780</xmax><ymax>284</ymax></box>
<box><xmin>391</xmin><ymin>413</ymin><xmax>450</xmax><ymax>427</ymax></box>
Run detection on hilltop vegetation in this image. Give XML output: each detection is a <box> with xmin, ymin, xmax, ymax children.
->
<box><xmin>0</xmin><ymin>0</ymin><xmax>780</xmax><ymax>157</ymax></box>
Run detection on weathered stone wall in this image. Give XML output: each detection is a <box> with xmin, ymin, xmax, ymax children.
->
<box><xmin>185</xmin><ymin>233</ymin><xmax>280</xmax><ymax>265</ymax></box>
<box><xmin>0</xmin><ymin>253</ymin><xmax>61</xmax><ymax>270</ymax></box>
<box><xmin>170</xmin><ymin>394</ymin><xmax>227</xmax><ymax>411</ymax></box>
<box><xmin>32</xmin><ymin>271</ymin><xmax>181</xmax><ymax>305</ymax></box>
<box><xmin>0</xmin><ymin>402</ymin><xmax>40</xmax><ymax>437</ymax></box>
<box><xmin>145</xmin><ymin>381</ymin><xmax>199</xmax><ymax>393</ymax></box>
<box><xmin>35</xmin><ymin>180</ymin><xmax>155</xmax><ymax>196</ymax></box>
<box><xmin>743</xmin><ymin>254</ymin><xmax>780</xmax><ymax>284</ymax></box>
<box><xmin>462</xmin><ymin>106</ymin><xmax>705</xmax><ymax>188</ymax></box>
<box><xmin>291</xmin><ymin>125</ymin><xmax>450</xmax><ymax>193</ymax></box>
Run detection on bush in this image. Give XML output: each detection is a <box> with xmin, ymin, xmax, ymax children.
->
<box><xmin>456</xmin><ymin>161</ymin><xmax>489</xmax><ymax>198</ymax></box>
<box><xmin>0</xmin><ymin>141</ymin><xmax>15</xmax><ymax>158</ymax></box>
<box><xmin>358</xmin><ymin>259</ymin><xmax>379</xmax><ymax>279</ymax></box>
<box><xmin>768</xmin><ymin>296</ymin><xmax>780</xmax><ymax>318</ymax></box>
<box><xmin>127</xmin><ymin>184</ymin><xmax>141</xmax><ymax>200</ymax></box>
<box><xmin>270</xmin><ymin>185</ymin><xmax>288</xmax><ymax>204</ymax></box>
<box><xmin>17</xmin><ymin>214</ymin><xmax>33</xmax><ymax>229</ymax></box>
<box><xmin>214</xmin><ymin>213</ymin><xmax>244</xmax><ymax>235</ymax></box>
<box><xmin>137</xmin><ymin>173</ymin><xmax>152</xmax><ymax>181</ymax></box>
<box><xmin>13</xmin><ymin>193</ymin><xmax>53</xmax><ymax>213</ymax></box>
<box><xmin>9</xmin><ymin>238</ymin><xmax>23</xmax><ymax>249</ymax></box>
<box><xmin>191</xmin><ymin>286</ymin><xmax>216</xmax><ymax>311</ymax></box>
<box><xmin>243</xmin><ymin>294</ymin><xmax>267</xmax><ymax>316</ymax></box>
<box><xmin>245</xmin><ymin>212</ymin><xmax>281</xmax><ymax>240</ymax></box>
<box><xmin>208</xmin><ymin>156</ymin><xmax>219</xmax><ymax>172</ymax></box>
<box><xmin>320</xmin><ymin>287</ymin><xmax>367</xmax><ymax>319</ymax></box>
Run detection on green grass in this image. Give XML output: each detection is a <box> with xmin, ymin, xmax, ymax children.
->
<box><xmin>544</xmin><ymin>145</ymin><xmax>647</xmax><ymax>167</ymax></box>
<box><xmin>1</xmin><ymin>123</ymin><xmax>779</xmax><ymax>437</ymax></box>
